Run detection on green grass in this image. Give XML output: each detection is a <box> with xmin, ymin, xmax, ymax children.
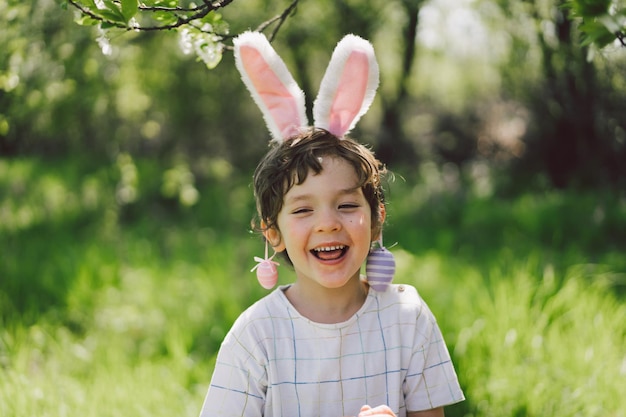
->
<box><xmin>394</xmin><ymin>251</ymin><xmax>625</xmax><ymax>417</ymax></box>
<box><xmin>1</xmin><ymin>156</ymin><xmax>625</xmax><ymax>416</ymax></box>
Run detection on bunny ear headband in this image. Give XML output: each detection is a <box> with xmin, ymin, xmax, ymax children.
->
<box><xmin>235</xmin><ymin>32</ymin><xmax>394</xmax><ymax>291</ymax></box>
<box><xmin>233</xmin><ymin>31</ymin><xmax>380</xmax><ymax>142</ymax></box>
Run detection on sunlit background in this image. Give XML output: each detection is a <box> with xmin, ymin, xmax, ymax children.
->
<box><xmin>1</xmin><ymin>0</ymin><xmax>625</xmax><ymax>416</ymax></box>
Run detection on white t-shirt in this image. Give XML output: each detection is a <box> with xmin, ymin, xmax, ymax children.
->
<box><xmin>200</xmin><ymin>284</ymin><xmax>464</xmax><ymax>417</ymax></box>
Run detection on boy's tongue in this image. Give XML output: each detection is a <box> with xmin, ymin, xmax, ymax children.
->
<box><xmin>315</xmin><ymin>248</ymin><xmax>344</xmax><ymax>261</ymax></box>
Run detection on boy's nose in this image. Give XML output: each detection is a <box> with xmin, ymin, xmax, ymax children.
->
<box><xmin>315</xmin><ymin>208</ymin><xmax>341</xmax><ymax>232</ymax></box>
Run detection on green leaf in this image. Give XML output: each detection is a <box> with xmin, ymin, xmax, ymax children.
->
<box><xmin>199</xmin><ymin>12</ymin><xmax>229</xmax><ymax>34</ymax></box>
<box><xmin>120</xmin><ymin>0</ymin><xmax>138</xmax><ymax>23</ymax></box>
<box><xmin>153</xmin><ymin>10</ymin><xmax>178</xmax><ymax>25</ymax></box>
<box><xmin>101</xmin><ymin>0</ymin><xmax>126</xmax><ymax>22</ymax></box>
<box><xmin>81</xmin><ymin>0</ymin><xmax>99</xmax><ymax>10</ymax></box>
<box><xmin>99</xmin><ymin>9</ymin><xmax>126</xmax><ymax>24</ymax></box>
<box><xmin>153</xmin><ymin>0</ymin><xmax>177</xmax><ymax>6</ymax></box>
<box><xmin>580</xmin><ymin>20</ymin><xmax>616</xmax><ymax>47</ymax></box>
<box><xmin>74</xmin><ymin>14</ymin><xmax>100</xmax><ymax>26</ymax></box>
<box><xmin>100</xmin><ymin>21</ymin><xmax>118</xmax><ymax>29</ymax></box>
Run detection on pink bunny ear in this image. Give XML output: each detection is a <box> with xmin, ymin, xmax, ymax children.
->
<box><xmin>233</xmin><ymin>32</ymin><xmax>308</xmax><ymax>143</ymax></box>
<box><xmin>313</xmin><ymin>34</ymin><xmax>379</xmax><ymax>137</ymax></box>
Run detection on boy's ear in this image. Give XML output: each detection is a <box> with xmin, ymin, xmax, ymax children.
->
<box><xmin>371</xmin><ymin>204</ymin><xmax>386</xmax><ymax>242</ymax></box>
<box><xmin>261</xmin><ymin>221</ymin><xmax>286</xmax><ymax>252</ymax></box>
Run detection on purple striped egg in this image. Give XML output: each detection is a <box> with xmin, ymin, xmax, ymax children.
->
<box><xmin>366</xmin><ymin>247</ymin><xmax>395</xmax><ymax>291</ymax></box>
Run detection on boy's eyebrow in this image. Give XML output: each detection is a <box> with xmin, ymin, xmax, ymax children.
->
<box><xmin>284</xmin><ymin>194</ymin><xmax>311</xmax><ymax>206</ymax></box>
<box><xmin>285</xmin><ymin>186</ymin><xmax>362</xmax><ymax>205</ymax></box>
<box><xmin>340</xmin><ymin>186</ymin><xmax>362</xmax><ymax>195</ymax></box>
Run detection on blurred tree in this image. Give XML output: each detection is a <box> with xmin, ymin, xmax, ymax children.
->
<box><xmin>490</xmin><ymin>0</ymin><xmax>626</xmax><ymax>189</ymax></box>
<box><xmin>377</xmin><ymin>0</ymin><xmax>424</xmax><ymax>165</ymax></box>
<box><xmin>2</xmin><ymin>0</ymin><xmax>625</xmax><ymax>194</ymax></box>
<box><xmin>63</xmin><ymin>0</ymin><xmax>427</xmax><ymax>165</ymax></box>
<box><xmin>0</xmin><ymin>0</ymin><xmax>121</xmax><ymax>156</ymax></box>
<box><xmin>0</xmin><ymin>0</ymin><xmax>269</xmax><ymax>165</ymax></box>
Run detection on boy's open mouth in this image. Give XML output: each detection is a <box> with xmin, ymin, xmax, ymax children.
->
<box><xmin>311</xmin><ymin>245</ymin><xmax>348</xmax><ymax>261</ymax></box>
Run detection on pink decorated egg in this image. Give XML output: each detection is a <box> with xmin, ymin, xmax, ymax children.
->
<box><xmin>256</xmin><ymin>261</ymin><xmax>278</xmax><ymax>289</ymax></box>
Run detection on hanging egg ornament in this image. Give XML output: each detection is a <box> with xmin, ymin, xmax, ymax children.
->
<box><xmin>366</xmin><ymin>246</ymin><xmax>395</xmax><ymax>291</ymax></box>
<box><xmin>255</xmin><ymin>260</ymin><xmax>279</xmax><ymax>289</ymax></box>
<box><xmin>251</xmin><ymin>240</ymin><xmax>280</xmax><ymax>290</ymax></box>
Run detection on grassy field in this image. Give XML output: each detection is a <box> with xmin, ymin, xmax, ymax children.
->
<box><xmin>1</xmin><ymin>156</ymin><xmax>625</xmax><ymax>417</ymax></box>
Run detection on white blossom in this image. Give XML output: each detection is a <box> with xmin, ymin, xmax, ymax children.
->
<box><xmin>178</xmin><ymin>24</ymin><xmax>223</xmax><ymax>69</ymax></box>
<box><xmin>96</xmin><ymin>26</ymin><xmax>112</xmax><ymax>56</ymax></box>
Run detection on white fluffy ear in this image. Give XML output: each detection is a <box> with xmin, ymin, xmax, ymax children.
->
<box><xmin>313</xmin><ymin>34</ymin><xmax>379</xmax><ymax>137</ymax></box>
<box><xmin>233</xmin><ymin>32</ymin><xmax>308</xmax><ymax>143</ymax></box>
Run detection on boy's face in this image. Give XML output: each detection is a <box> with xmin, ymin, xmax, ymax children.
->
<box><xmin>266</xmin><ymin>156</ymin><xmax>376</xmax><ymax>290</ymax></box>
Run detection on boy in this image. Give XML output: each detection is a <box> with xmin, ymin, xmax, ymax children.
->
<box><xmin>198</xmin><ymin>129</ymin><xmax>464</xmax><ymax>417</ymax></box>
<box><xmin>199</xmin><ymin>31</ymin><xmax>464</xmax><ymax>417</ymax></box>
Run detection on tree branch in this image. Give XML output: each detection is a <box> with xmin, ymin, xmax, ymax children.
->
<box><xmin>254</xmin><ymin>0</ymin><xmax>299</xmax><ymax>42</ymax></box>
<box><xmin>67</xmin><ymin>0</ymin><xmax>235</xmax><ymax>32</ymax></box>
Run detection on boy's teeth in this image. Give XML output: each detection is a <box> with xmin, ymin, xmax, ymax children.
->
<box><xmin>315</xmin><ymin>245</ymin><xmax>345</xmax><ymax>252</ymax></box>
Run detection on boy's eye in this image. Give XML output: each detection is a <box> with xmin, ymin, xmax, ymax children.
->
<box><xmin>292</xmin><ymin>208</ymin><xmax>312</xmax><ymax>214</ymax></box>
<box><xmin>339</xmin><ymin>203</ymin><xmax>360</xmax><ymax>209</ymax></box>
